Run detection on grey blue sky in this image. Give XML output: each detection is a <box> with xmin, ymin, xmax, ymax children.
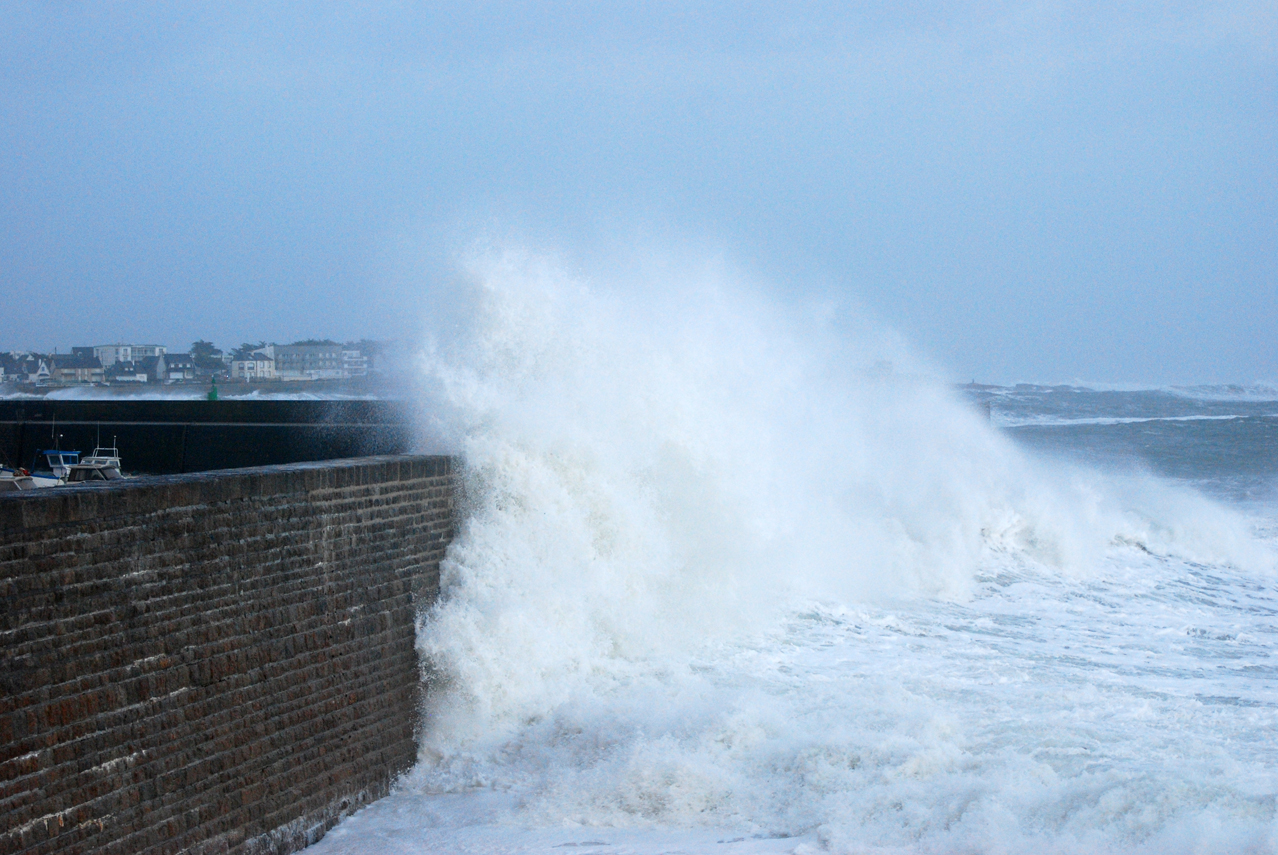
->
<box><xmin>2</xmin><ymin>2</ymin><xmax>1274</xmax><ymax>383</ymax></box>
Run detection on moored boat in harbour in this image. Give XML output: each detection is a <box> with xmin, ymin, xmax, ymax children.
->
<box><xmin>28</xmin><ymin>449</ymin><xmax>81</xmax><ymax>487</ymax></box>
<box><xmin>0</xmin><ymin>466</ymin><xmax>35</xmax><ymax>491</ymax></box>
<box><xmin>65</xmin><ymin>444</ymin><xmax>126</xmax><ymax>483</ymax></box>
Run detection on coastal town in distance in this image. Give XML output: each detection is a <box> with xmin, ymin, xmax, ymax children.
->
<box><xmin>0</xmin><ymin>339</ymin><xmax>405</xmax><ymax>394</ymax></box>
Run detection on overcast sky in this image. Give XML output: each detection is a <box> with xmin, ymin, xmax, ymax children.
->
<box><xmin>2</xmin><ymin>2</ymin><xmax>1274</xmax><ymax>384</ymax></box>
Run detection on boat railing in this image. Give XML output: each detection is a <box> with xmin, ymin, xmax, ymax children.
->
<box><xmin>83</xmin><ymin>446</ymin><xmax>122</xmax><ymax>465</ymax></box>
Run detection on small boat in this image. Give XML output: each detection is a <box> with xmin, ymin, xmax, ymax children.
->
<box><xmin>0</xmin><ymin>466</ymin><xmax>35</xmax><ymax>491</ymax></box>
<box><xmin>29</xmin><ymin>449</ymin><xmax>81</xmax><ymax>487</ymax></box>
<box><xmin>65</xmin><ymin>445</ymin><xmax>126</xmax><ymax>483</ymax></box>
<box><xmin>65</xmin><ymin>462</ymin><xmax>126</xmax><ymax>483</ymax></box>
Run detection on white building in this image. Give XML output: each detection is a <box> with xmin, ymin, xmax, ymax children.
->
<box><xmin>94</xmin><ymin>344</ymin><xmax>132</xmax><ymax>367</ymax></box>
<box><xmin>231</xmin><ymin>352</ymin><xmax>276</xmax><ymax>381</ymax></box>
<box><xmin>94</xmin><ymin>343</ymin><xmax>167</xmax><ymax>367</ymax></box>
<box><xmin>341</xmin><ymin>350</ymin><xmax>368</xmax><ymax>377</ymax></box>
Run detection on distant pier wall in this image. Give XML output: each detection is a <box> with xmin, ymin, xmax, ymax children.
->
<box><xmin>0</xmin><ymin>400</ymin><xmax>414</xmax><ymax>475</ymax></box>
<box><xmin>0</xmin><ymin>455</ymin><xmax>456</xmax><ymax>854</ymax></box>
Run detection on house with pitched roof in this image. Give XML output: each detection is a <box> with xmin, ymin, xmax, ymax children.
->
<box><xmin>1</xmin><ymin>353</ymin><xmax>51</xmax><ymax>384</ymax></box>
<box><xmin>49</xmin><ymin>354</ymin><xmax>104</xmax><ymax>384</ymax></box>
<box><xmin>163</xmin><ymin>353</ymin><xmax>196</xmax><ymax>382</ymax></box>
<box><xmin>106</xmin><ymin>361</ymin><xmax>145</xmax><ymax>383</ymax></box>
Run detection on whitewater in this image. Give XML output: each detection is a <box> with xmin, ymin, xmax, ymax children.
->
<box><xmin>312</xmin><ymin>251</ymin><xmax>1278</xmax><ymax>854</ymax></box>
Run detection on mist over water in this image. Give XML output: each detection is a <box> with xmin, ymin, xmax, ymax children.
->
<box><xmin>312</xmin><ymin>250</ymin><xmax>1278</xmax><ymax>854</ymax></box>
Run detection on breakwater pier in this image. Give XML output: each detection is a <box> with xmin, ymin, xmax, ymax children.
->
<box><xmin>0</xmin><ymin>399</ymin><xmax>413</xmax><ymax>476</ymax></box>
<box><xmin>1</xmin><ymin>453</ymin><xmax>457</xmax><ymax>854</ymax></box>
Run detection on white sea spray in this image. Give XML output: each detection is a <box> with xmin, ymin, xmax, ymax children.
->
<box><xmin>313</xmin><ymin>248</ymin><xmax>1277</xmax><ymax>855</ymax></box>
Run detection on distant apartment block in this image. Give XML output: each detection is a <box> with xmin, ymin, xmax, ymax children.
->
<box><xmin>94</xmin><ymin>343</ymin><xmax>167</xmax><ymax>367</ymax></box>
<box><xmin>269</xmin><ymin>344</ymin><xmax>345</xmax><ymax>380</ymax></box>
<box><xmin>342</xmin><ymin>349</ymin><xmax>368</xmax><ymax>377</ymax></box>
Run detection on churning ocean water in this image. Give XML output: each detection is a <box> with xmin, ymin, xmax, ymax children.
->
<box><xmin>311</xmin><ymin>254</ymin><xmax>1278</xmax><ymax>855</ymax></box>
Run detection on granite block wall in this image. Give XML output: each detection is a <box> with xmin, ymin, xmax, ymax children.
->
<box><xmin>0</xmin><ymin>456</ymin><xmax>456</xmax><ymax>855</ymax></box>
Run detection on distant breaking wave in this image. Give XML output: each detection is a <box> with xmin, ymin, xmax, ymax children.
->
<box><xmin>979</xmin><ymin>382</ymin><xmax>1278</xmax><ymax>401</ymax></box>
<box><xmin>996</xmin><ymin>413</ymin><xmax>1276</xmax><ymax>428</ymax></box>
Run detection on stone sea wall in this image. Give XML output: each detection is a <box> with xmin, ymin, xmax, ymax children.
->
<box><xmin>0</xmin><ymin>456</ymin><xmax>456</xmax><ymax>855</ymax></box>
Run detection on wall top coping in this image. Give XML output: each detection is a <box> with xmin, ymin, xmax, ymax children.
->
<box><xmin>0</xmin><ymin>454</ymin><xmax>456</xmax><ymax>534</ymax></box>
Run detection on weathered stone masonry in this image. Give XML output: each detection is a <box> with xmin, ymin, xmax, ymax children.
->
<box><xmin>0</xmin><ymin>456</ymin><xmax>456</xmax><ymax>855</ymax></box>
